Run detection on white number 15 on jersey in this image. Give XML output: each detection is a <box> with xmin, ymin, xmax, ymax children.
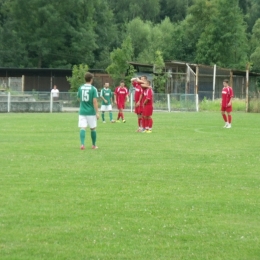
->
<box><xmin>82</xmin><ymin>90</ymin><xmax>89</xmax><ymax>101</ymax></box>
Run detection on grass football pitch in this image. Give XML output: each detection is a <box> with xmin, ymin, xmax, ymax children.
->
<box><xmin>0</xmin><ymin>112</ymin><xmax>260</xmax><ymax>260</ymax></box>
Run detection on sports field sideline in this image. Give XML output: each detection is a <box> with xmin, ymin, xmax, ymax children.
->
<box><xmin>0</xmin><ymin>112</ymin><xmax>259</xmax><ymax>259</ymax></box>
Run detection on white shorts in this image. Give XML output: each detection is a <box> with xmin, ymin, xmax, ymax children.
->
<box><xmin>100</xmin><ymin>105</ymin><xmax>112</xmax><ymax>111</ymax></box>
<box><xmin>78</xmin><ymin>115</ymin><xmax>97</xmax><ymax>129</ymax></box>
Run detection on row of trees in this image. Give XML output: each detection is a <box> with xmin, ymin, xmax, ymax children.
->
<box><xmin>1</xmin><ymin>0</ymin><xmax>260</xmax><ymax>76</ymax></box>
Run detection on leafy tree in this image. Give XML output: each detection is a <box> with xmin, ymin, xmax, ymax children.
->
<box><xmin>250</xmin><ymin>19</ymin><xmax>260</xmax><ymax>71</ymax></box>
<box><xmin>106</xmin><ymin>36</ymin><xmax>135</xmax><ymax>85</ymax></box>
<box><xmin>180</xmin><ymin>0</ymin><xmax>217</xmax><ymax>62</ymax></box>
<box><xmin>67</xmin><ymin>64</ymin><xmax>89</xmax><ymax>92</ymax></box>
<box><xmin>158</xmin><ymin>0</ymin><xmax>193</xmax><ymax>22</ymax></box>
<box><xmin>107</xmin><ymin>0</ymin><xmax>160</xmax><ymax>23</ymax></box>
<box><xmin>153</xmin><ymin>51</ymin><xmax>167</xmax><ymax>93</ymax></box>
<box><xmin>126</xmin><ymin>17</ymin><xmax>175</xmax><ymax>63</ymax></box>
<box><xmin>246</xmin><ymin>0</ymin><xmax>260</xmax><ymax>33</ymax></box>
<box><xmin>195</xmin><ymin>0</ymin><xmax>248</xmax><ymax>69</ymax></box>
<box><xmin>92</xmin><ymin>0</ymin><xmax>119</xmax><ymax>69</ymax></box>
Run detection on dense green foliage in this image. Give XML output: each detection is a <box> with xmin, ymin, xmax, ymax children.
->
<box><xmin>1</xmin><ymin>112</ymin><xmax>260</xmax><ymax>259</ymax></box>
<box><xmin>66</xmin><ymin>64</ymin><xmax>89</xmax><ymax>92</ymax></box>
<box><xmin>0</xmin><ymin>0</ymin><xmax>260</xmax><ymax>71</ymax></box>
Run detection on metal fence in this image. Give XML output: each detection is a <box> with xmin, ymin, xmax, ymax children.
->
<box><xmin>0</xmin><ymin>91</ymin><xmax>199</xmax><ymax>113</ymax></box>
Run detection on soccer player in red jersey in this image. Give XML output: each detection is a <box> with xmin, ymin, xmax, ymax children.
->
<box><xmin>142</xmin><ymin>80</ymin><xmax>153</xmax><ymax>133</ymax></box>
<box><xmin>114</xmin><ymin>80</ymin><xmax>128</xmax><ymax>123</ymax></box>
<box><xmin>131</xmin><ymin>77</ymin><xmax>144</xmax><ymax>131</ymax></box>
<box><xmin>221</xmin><ymin>79</ymin><xmax>234</xmax><ymax>128</ymax></box>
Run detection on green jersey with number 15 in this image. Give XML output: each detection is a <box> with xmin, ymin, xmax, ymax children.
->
<box><xmin>77</xmin><ymin>84</ymin><xmax>98</xmax><ymax>115</ymax></box>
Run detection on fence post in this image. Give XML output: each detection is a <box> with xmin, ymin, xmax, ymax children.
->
<box><xmin>196</xmin><ymin>94</ymin><xmax>199</xmax><ymax>112</ymax></box>
<box><xmin>167</xmin><ymin>94</ymin><xmax>171</xmax><ymax>112</ymax></box>
<box><xmin>212</xmin><ymin>64</ymin><xmax>216</xmax><ymax>101</ymax></box>
<box><xmin>245</xmin><ymin>64</ymin><xmax>249</xmax><ymax>113</ymax></box>
<box><xmin>7</xmin><ymin>92</ymin><xmax>11</xmax><ymax>112</ymax></box>
<box><xmin>50</xmin><ymin>93</ymin><xmax>53</xmax><ymax>113</ymax></box>
<box><xmin>195</xmin><ymin>65</ymin><xmax>199</xmax><ymax>112</ymax></box>
<box><xmin>130</xmin><ymin>92</ymin><xmax>133</xmax><ymax>113</ymax></box>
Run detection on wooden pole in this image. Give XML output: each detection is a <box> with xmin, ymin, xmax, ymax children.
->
<box><xmin>229</xmin><ymin>70</ymin><xmax>233</xmax><ymax>88</ymax></box>
<box><xmin>22</xmin><ymin>75</ymin><xmax>25</xmax><ymax>92</ymax></box>
<box><xmin>195</xmin><ymin>65</ymin><xmax>199</xmax><ymax>95</ymax></box>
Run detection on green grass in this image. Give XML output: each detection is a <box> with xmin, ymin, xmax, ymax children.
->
<box><xmin>0</xmin><ymin>112</ymin><xmax>260</xmax><ymax>260</ymax></box>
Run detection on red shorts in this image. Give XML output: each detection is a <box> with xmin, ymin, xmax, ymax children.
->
<box><xmin>135</xmin><ymin>104</ymin><xmax>143</xmax><ymax>114</ymax></box>
<box><xmin>221</xmin><ymin>106</ymin><xmax>232</xmax><ymax>113</ymax></box>
<box><xmin>117</xmin><ymin>103</ymin><xmax>125</xmax><ymax>110</ymax></box>
<box><xmin>143</xmin><ymin>105</ymin><xmax>153</xmax><ymax>117</ymax></box>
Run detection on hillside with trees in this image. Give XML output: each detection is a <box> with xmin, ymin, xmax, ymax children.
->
<box><xmin>0</xmin><ymin>0</ymin><xmax>260</xmax><ymax>71</ymax></box>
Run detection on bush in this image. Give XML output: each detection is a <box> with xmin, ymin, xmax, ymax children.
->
<box><xmin>199</xmin><ymin>97</ymin><xmax>246</xmax><ymax>112</ymax></box>
<box><xmin>249</xmin><ymin>98</ymin><xmax>260</xmax><ymax>112</ymax></box>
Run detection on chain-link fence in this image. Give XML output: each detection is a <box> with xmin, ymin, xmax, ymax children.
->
<box><xmin>0</xmin><ymin>91</ymin><xmax>199</xmax><ymax>113</ymax></box>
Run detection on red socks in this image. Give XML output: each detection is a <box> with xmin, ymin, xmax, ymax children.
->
<box><xmin>228</xmin><ymin>115</ymin><xmax>232</xmax><ymax>124</ymax></box>
<box><xmin>117</xmin><ymin>112</ymin><xmax>124</xmax><ymax>120</ymax></box>
<box><xmin>222</xmin><ymin>114</ymin><xmax>227</xmax><ymax>122</ymax></box>
<box><xmin>149</xmin><ymin>118</ymin><xmax>153</xmax><ymax>128</ymax></box>
<box><xmin>142</xmin><ymin>118</ymin><xmax>153</xmax><ymax>129</ymax></box>
<box><xmin>138</xmin><ymin>117</ymin><xmax>142</xmax><ymax>127</ymax></box>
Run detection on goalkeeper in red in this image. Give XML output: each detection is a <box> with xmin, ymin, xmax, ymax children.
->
<box><xmin>77</xmin><ymin>72</ymin><xmax>99</xmax><ymax>150</ymax></box>
<box><xmin>221</xmin><ymin>79</ymin><xmax>233</xmax><ymax>128</ymax></box>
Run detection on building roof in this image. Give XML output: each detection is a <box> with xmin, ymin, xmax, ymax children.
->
<box><xmin>129</xmin><ymin>61</ymin><xmax>260</xmax><ymax>77</ymax></box>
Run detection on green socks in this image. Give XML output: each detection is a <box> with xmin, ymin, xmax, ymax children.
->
<box><xmin>102</xmin><ymin>112</ymin><xmax>105</xmax><ymax>121</ymax></box>
<box><xmin>91</xmin><ymin>130</ymin><xmax>97</xmax><ymax>146</ymax></box>
<box><xmin>109</xmin><ymin>112</ymin><xmax>113</xmax><ymax>121</ymax></box>
<box><xmin>80</xmin><ymin>129</ymin><xmax>86</xmax><ymax>145</ymax></box>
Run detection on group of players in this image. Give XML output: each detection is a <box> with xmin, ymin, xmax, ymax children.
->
<box><xmin>77</xmin><ymin>72</ymin><xmax>154</xmax><ymax>150</ymax></box>
<box><xmin>100</xmin><ymin>75</ymin><xmax>153</xmax><ymax>133</ymax></box>
<box><xmin>77</xmin><ymin>72</ymin><xmax>233</xmax><ymax>150</ymax></box>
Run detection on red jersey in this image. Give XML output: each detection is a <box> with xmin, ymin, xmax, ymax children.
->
<box><xmin>222</xmin><ymin>86</ymin><xmax>233</xmax><ymax>107</ymax></box>
<box><xmin>143</xmin><ymin>88</ymin><xmax>153</xmax><ymax>106</ymax></box>
<box><xmin>114</xmin><ymin>86</ymin><xmax>128</xmax><ymax>105</ymax></box>
<box><xmin>132</xmin><ymin>81</ymin><xmax>143</xmax><ymax>103</ymax></box>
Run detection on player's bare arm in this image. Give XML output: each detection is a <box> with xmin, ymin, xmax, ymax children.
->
<box><xmin>102</xmin><ymin>96</ymin><xmax>108</xmax><ymax>103</ymax></box>
<box><xmin>93</xmin><ymin>98</ymin><xmax>99</xmax><ymax>119</ymax></box>
<box><xmin>136</xmin><ymin>78</ymin><xmax>146</xmax><ymax>84</ymax></box>
<box><xmin>141</xmin><ymin>83</ymin><xmax>149</xmax><ymax>88</ymax></box>
<box><xmin>227</xmin><ymin>98</ymin><xmax>232</xmax><ymax>107</ymax></box>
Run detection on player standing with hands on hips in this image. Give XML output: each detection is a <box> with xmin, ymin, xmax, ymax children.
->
<box><xmin>77</xmin><ymin>72</ymin><xmax>99</xmax><ymax>150</ymax></box>
<box><xmin>221</xmin><ymin>79</ymin><xmax>233</xmax><ymax>128</ymax></box>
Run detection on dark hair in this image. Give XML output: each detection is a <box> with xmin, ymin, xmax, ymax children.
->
<box><xmin>141</xmin><ymin>75</ymin><xmax>147</xmax><ymax>80</ymax></box>
<box><xmin>223</xmin><ymin>79</ymin><xmax>229</xmax><ymax>83</ymax></box>
<box><xmin>85</xmin><ymin>72</ymin><xmax>94</xmax><ymax>82</ymax></box>
<box><xmin>120</xmin><ymin>80</ymin><xmax>125</xmax><ymax>83</ymax></box>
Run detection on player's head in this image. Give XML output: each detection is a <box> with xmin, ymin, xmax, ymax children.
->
<box><xmin>223</xmin><ymin>79</ymin><xmax>229</xmax><ymax>87</ymax></box>
<box><xmin>141</xmin><ymin>75</ymin><xmax>147</xmax><ymax>81</ymax></box>
<box><xmin>104</xmin><ymin>82</ymin><xmax>109</xmax><ymax>88</ymax></box>
<box><xmin>120</xmin><ymin>80</ymin><xmax>124</xmax><ymax>87</ymax></box>
<box><xmin>53</xmin><ymin>85</ymin><xmax>57</xmax><ymax>89</ymax></box>
<box><xmin>85</xmin><ymin>72</ymin><xmax>94</xmax><ymax>83</ymax></box>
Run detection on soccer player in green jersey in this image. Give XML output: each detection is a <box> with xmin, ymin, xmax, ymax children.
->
<box><xmin>100</xmin><ymin>82</ymin><xmax>115</xmax><ymax>123</ymax></box>
<box><xmin>77</xmin><ymin>72</ymin><xmax>99</xmax><ymax>150</ymax></box>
